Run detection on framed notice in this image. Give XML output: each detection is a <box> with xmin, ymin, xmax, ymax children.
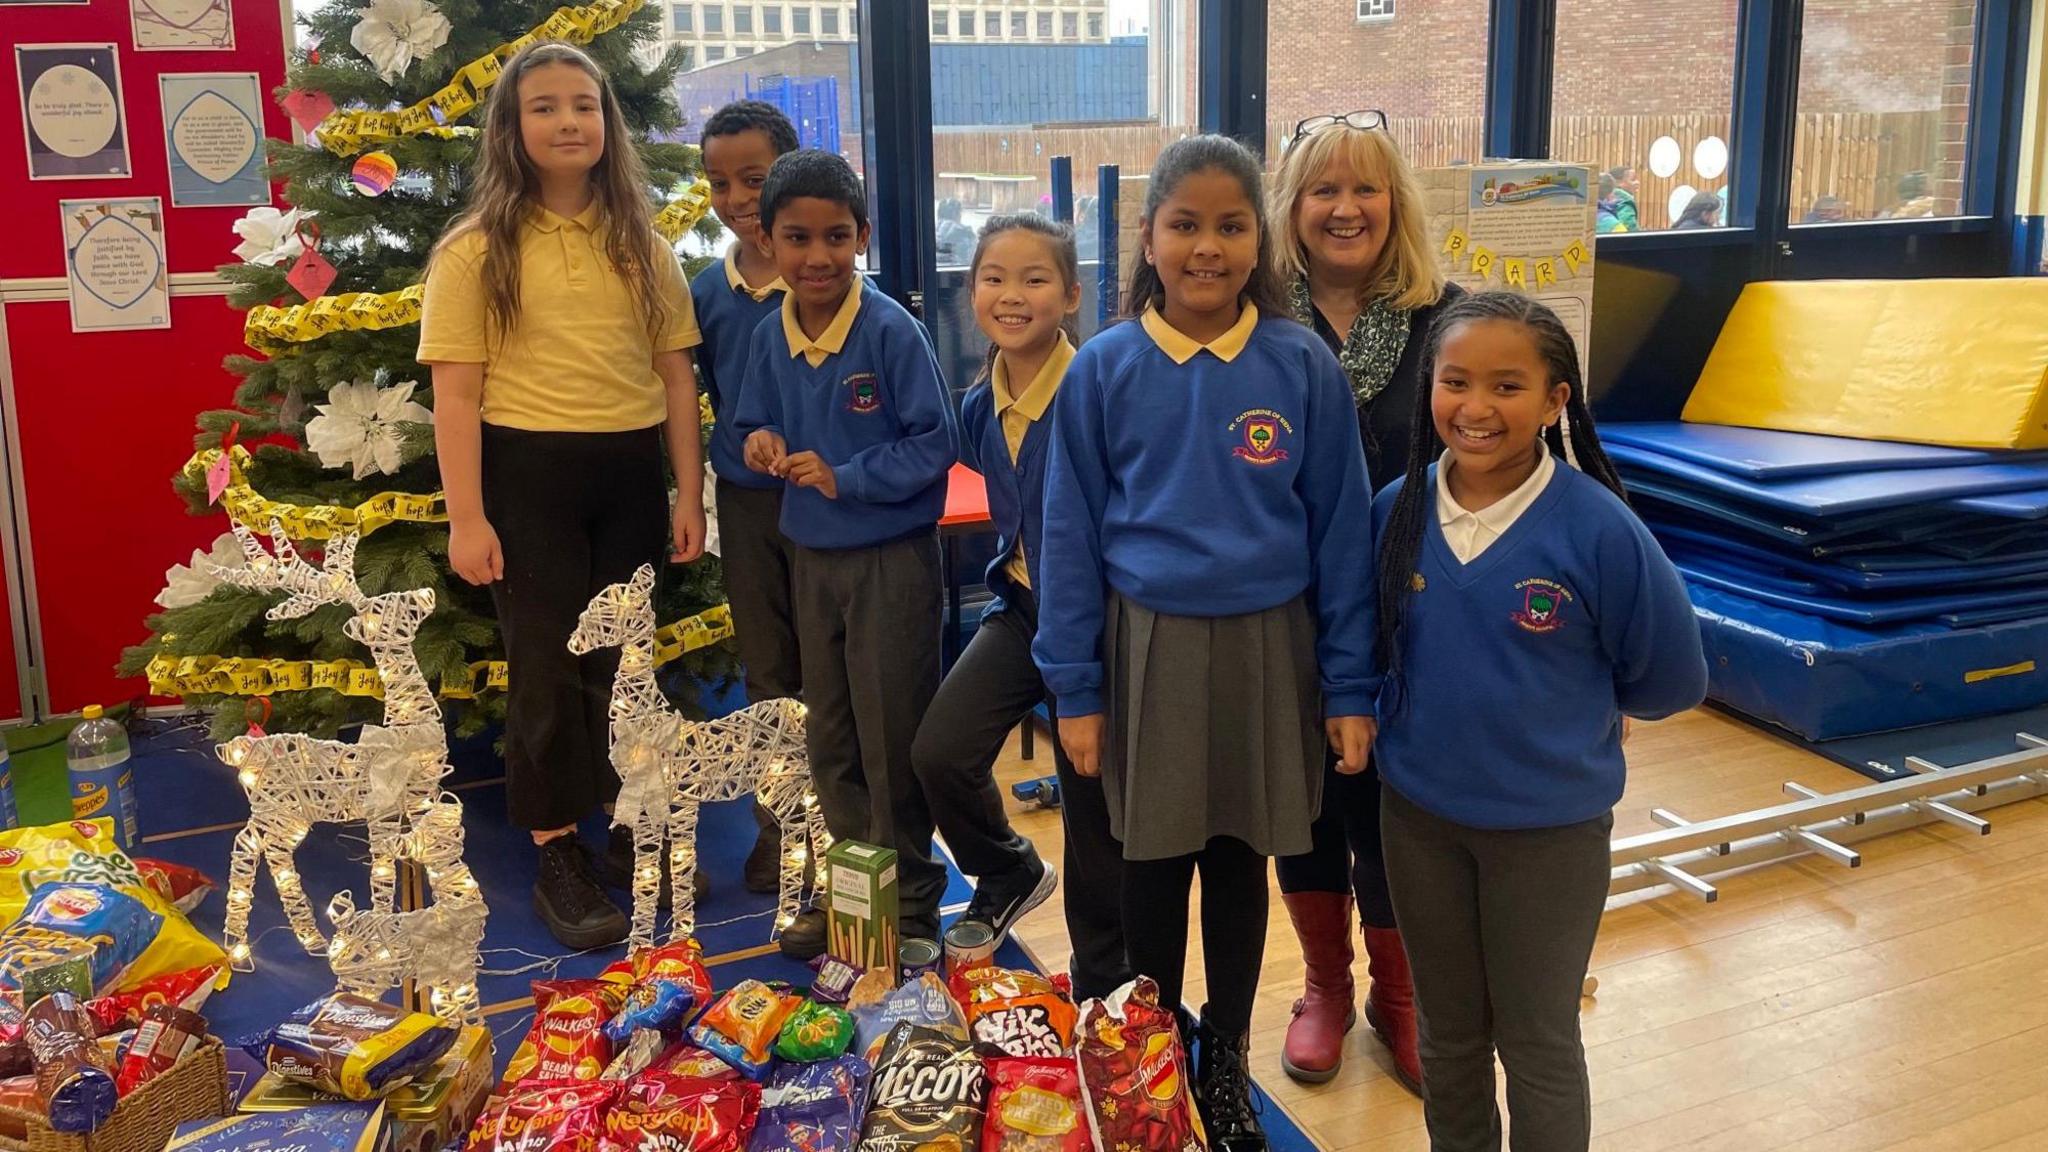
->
<box><xmin>15</xmin><ymin>44</ymin><xmax>132</xmax><ymax>181</ymax></box>
<box><xmin>61</xmin><ymin>197</ymin><xmax>171</xmax><ymax>333</ymax></box>
<box><xmin>160</xmin><ymin>73</ymin><xmax>268</xmax><ymax>207</ymax></box>
<box><xmin>131</xmin><ymin>0</ymin><xmax>235</xmax><ymax>51</ymax></box>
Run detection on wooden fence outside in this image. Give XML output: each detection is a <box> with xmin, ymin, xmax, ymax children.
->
<box><xmin>927</xmin><ymin>110</ymin><xmax>1941</xmax><ymax>231</ymax></box>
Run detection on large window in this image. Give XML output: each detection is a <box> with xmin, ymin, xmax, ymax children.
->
<box><xmin>702</xmin><ymin>4</ymin><xmax>723</xmax><ymax>34</ymax></box>
<box><xmin>984</xmin><ymin>11</ymin><xmax>999</xmax><ymax>36</ymax></box>
<box><xmin>705</xmin><ymin>44</ymin><xmax>725</xmax><ymax>60</ymax></box>
<box><xmin>1790</xmin><ymin>0</ymin><xmax>1973</xmax><ymax>223</ymax></box>
<box><xmin>1265</xmin><ymin>0</ymin><xmax>1485</xmax><ymax>167</ymax></box>
<box><xmin>932</xmin><ymin>9</ymin><xmax>947</xmax><ymax>36</ymax></box>
<box><xmin>1010</xmin><ymin>12</ymin><xmax>1026</xmax><ymax>37</ymax></box>
<box><xmin>822</xmin><ymin>6</ymin><xmax>839</xmax><ymax>35</ymax></box>
<box><xmin>793</xmin><ymin>5</ymin><xmax>809</xmax><ymax>34</ymax></box>
<box><xmin>1037</xmin><ymin>12</ymin><xmax>1052</xmax><ymax>38</ymax></box>
<box><xmin>1062</xmin><ymin>12</ymin><xmax>1076</xmax><ymax>39</ymax></box>
<box><xmin>764</xmin><ymin>6</ymin><xmax>782</xmax><ymax>34</ymax></box>
<box><xmin>959</xmin><ymin>10</ymin><xmax>974</xmax><ymax>37</ymax></box>
<box><xmin>926</xmin><ymin>2</ymin><xmax>1200</xmax><ymax>387</ymax></box>
<box><xmin>1551</xmin><ymin>0</ymin><xmax>1736</xmax><ymax>233</ymax></box>
<box><xmin>733</xmin><ymin>4</ymin><xmax>752</xmax><ymax>34</ymax></box>
<box><xmin>1086</xmin><ymin>13</ymin><xmax>1101</xmax><ymax>38</ymax></box>
<box><xmin>673</xmin><ymin>4</ymin><xmax>692</xmax><ymax>33</ymax></box>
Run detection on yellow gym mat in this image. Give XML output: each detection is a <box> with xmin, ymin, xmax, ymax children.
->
<box><xmin>1680</xmin><ymin>278</ymin><xmax>2048</xmax><ymax>450</ymax></box>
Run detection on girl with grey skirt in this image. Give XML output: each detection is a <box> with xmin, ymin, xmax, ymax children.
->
<box><xmin>1034</xmin><ymin>135</ymin><xmax>1380</xmax><ymax>1152</ymax></box>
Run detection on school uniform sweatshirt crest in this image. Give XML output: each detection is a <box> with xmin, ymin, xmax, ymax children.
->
<box><xmin>1033</xmin><ymin>308</ymin><xmax>1379</xmax><ymax>719</ymax></box>
<box><xmin>732</xmin><ymin>279</ymin><xmax>959</xmax><ymax>549</ymax></box>
<box><xmin>690</xmin><ymin>253</ymin><xmax>785</xmax><ymax>488</ymax></box>
<box><xmin>1371</xmin><ymin>463</ymin><xmax>1709</xmax><ymax>830</ymax></box>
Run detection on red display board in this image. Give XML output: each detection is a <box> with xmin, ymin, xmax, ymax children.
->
<box><xmin>1</xmin><ymin>0</ymin><xmax>291</xmax><ymax>715</ymax></box>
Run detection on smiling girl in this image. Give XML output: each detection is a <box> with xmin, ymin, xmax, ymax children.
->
<box><xmin>1035</xmin><ymin>135</ymin><xmax>1377</xmax><ymax>1152</ymax></box>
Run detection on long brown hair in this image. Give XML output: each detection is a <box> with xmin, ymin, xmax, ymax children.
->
<box><xmin>433</xmin><ymin>42</ymin><xmax>668</xmax><ymax>343</ymax></box>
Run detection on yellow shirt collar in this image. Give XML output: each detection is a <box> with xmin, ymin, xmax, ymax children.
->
<box><xmin>1141</xmin><ymin>304</ymin><xmax>1259</xmax><ymax>365</ymax></box>
<box><xmin>530</xmin><ymin>201</ymin><xmax>602</xmax><ymax>234</ymax></box>
<box><xmin>725</xmin><ymin>249</ymin><xmax>787</xmax><ymax>303</ymax></box>
<box><xmin>991</xmin><ymin>334</ymin><xmax>1075</xmax><ymax>424</ymax></box>
<box><xmin>782</xmin><ymin>276</ymin><xmax>865</xmax><ymax>368</ymax></box>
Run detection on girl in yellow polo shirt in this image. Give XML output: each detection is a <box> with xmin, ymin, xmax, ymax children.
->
<box><xmin>418</xmin><ymin>42</ymin><xmax>704</xmax><ymax>951</ymax></box>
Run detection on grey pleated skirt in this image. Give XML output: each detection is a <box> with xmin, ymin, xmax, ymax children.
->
<box><xmin>1103</xmin><ymin>591</ymin><xmax>1325</xmax><ymax>861</ymax></box>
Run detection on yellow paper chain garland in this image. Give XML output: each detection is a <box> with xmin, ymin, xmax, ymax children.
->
<box><xmin>147</xmin><ymin>603</ymin><xmax>733</xmax><ymax>701</ymax></box>
<box><xmin>186</xmin><ymin>446</ymin><xmax>446</xmax><ymax>540</ymax></box>
<box><xmin>313</xmin><ymin>0</ymin><xmax>648</xmax><ymax>157</ymax></box>
<box><xmin>242</xmin><ymin>178</ymin><xmax>712</xmax><ymax>352</ymax></box>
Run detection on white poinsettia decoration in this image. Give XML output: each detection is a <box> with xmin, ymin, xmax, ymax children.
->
<box><xmin>232</xmin><ymin>206</ymin><xmax>314</xmax><ymax>267</ymax></box>
<box><xmin>306</xmin><ymin>378</ymin><xmax>434</xmax><ymax>480</ymax></box>
<box><xmin>157</xmin><ymin>533</ymin><xmax>244</xmax><ymax>610</ymax></box>
<box><xmin>350</xmin><ymin>0</ymin><xmax>452</xmax><ymax>84</ymax></box>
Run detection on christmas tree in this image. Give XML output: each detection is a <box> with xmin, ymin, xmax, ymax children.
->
<box><xmin>120</xmin><ymin>0</ymin><xmax>738</xmax><ymax>740</ymax></box>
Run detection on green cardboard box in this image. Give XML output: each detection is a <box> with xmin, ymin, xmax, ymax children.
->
<box><xmin>826</xmin><ymin>839</ymin><xmax>899</xmax><ymax>978</ymax></box>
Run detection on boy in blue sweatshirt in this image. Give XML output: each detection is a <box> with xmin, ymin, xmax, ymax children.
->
<box><xmin>689</xmin><ymin>102</ymin><xmax>810</xmax><ymax>948</ymax></box>
<box><xmin>731</xmin><ymin>150</ymin><xmax>960</xmax><ymax>942</ymax></box>
<box><xmin>1369</xmin><ymin>292</ymin><xmax>1705</xmax><ymax>1152</ymax></box>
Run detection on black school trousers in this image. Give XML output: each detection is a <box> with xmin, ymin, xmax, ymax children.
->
<box><xmin>481</xmin><ymin>424</ymin><xmax>666</xmax><ymax>832</ymax></box>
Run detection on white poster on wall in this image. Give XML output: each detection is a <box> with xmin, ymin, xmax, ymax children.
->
<box><xmin>14</xmin><ymin>44</ymin><xmax>132</xmax><ymax>181</ymax></box>
<box><xmin>161</xmin><ymin>73</ymin><xmax>269</xmax><ymax>207</ymax></box>
<box><xmin>131</xmin><ymin>0</ymin><xmax>235</xmax><ymax>51</ymax></box>
<box><xmin>61</xmin><ymin>197</ymin><xmax>172</xmax><ymax>333</ymax></box>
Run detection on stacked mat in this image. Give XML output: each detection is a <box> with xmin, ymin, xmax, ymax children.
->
<box><xmin>1602</xmin><ymin>421</ymin><xmax>2048</xmax><ymax>741</ymax></box>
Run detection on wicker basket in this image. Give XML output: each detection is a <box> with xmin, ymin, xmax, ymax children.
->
<box><xmin>0</xmin><ymin>1038</ymin><xmax>230</xmax><ymax>1152</ymax></box>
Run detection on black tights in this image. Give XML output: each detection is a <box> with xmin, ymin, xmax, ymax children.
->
<box><xmin>1121</xmin><ymin>836</ymin><xmax>1269</xmax><ymax>1036</ymax></box>
<box><xmin>1274</xmin><ymin>756</ymin><xmax>1397</xmax><ymax>927</ymax></box>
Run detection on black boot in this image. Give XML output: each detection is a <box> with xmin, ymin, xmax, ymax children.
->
<box><xmin>599</xmin><ymin>826</ymin><xmax>708</xmax><ymax>904</ymax></box>
<box><xmin>533</xmin><ymin>834</ymin><xmax>629</xmax><ymax>951</ymax></box>
<box><xmin>744</xmin><ymin>801</ymin><xmax>781</xmax><ymax>894</ymax></box>
<box><xmin>1196</xmin><ymin>1011</ymin><xmax>1267</xmax><ymax>1152</ymax></box>
<box><xmin>777</xmin><ymin>907</ymin><xmax>828</xmax><ymax>960</ymax></box>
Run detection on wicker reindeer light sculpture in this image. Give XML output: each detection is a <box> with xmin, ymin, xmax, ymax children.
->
<box><xmin>569</xmin><ymin>564</ymin><xmax>823</xmax><ymax>947</ymax></box>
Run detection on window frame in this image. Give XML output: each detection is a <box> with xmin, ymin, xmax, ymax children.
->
<box><xmin>673</xmin><ymin>3</ymin><xmax>692</xmax><ymax>32</ymax></box>
<box><xmin>763</xmin><ymin>5</ymin><xmax>782</xmax><ymax>34</ymax></box>
<box><xmin>792</xmin><ymin>4</ymin><xmax>810</xmax><ymax>33</ymax></box>
<box><xmin>1355</xmin><ymin>0</ymin><xmax>1394</xmax><ymax>23</ymax></box>
<box><xmin>702</xmin><ymin>2</ymin><xmax>723</xmax><ymax>34</ymax></box>
<box><xmin>732</xmin><ymin>4</ymin><xmax>752</xmax><ymax>34</ymax></box>
<box><xmin>821</xmin><ymin>5</ymin><xmax>838</xmax><ymax>33</ymax></box>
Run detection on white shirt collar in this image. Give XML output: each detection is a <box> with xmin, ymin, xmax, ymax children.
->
<box><xmin>1436</xmin><ymin>441</ymin><xmax>1555</xmax><ymax>562</ymax></box>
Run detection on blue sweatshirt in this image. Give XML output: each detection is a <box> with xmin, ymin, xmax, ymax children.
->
<box><xmin>1371</xmin><ymin>463</ymin><xmax>1708</xmax><ymax>830</ymax></box>
<box><xmin>961</xmin><ymin>367</ymin><xmax>1055</xmax><ymax>611</ymax></box>
<box><xmin>1033</xmin><ymin>306</ymin><xmax>1378</xmax><ymax>718</ymax></box>
<box><xmin>689</xmin><ymin>252</ymin><xmax>786</xmax><ymax>489</ymax></box>
<box><xmin>731</xmin><ymin>279</ymin><xmax>959</xmax><ymax>549</ymax></box>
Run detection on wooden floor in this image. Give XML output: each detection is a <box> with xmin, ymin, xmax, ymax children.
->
<box><xmin>991</xmin><ymin>708</ymin><xmax>2048</xmax><ymax>1152</ymax></box>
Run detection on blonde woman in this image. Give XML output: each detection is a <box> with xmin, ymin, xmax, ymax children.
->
<box><xmin>1268</xmin><ymin>111</ymin><xmax>1459</xmax><ymax>1093</ymax></box>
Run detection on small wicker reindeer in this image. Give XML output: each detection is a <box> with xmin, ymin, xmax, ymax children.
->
<box><xmin>569</xmin><ymin>564</ymin><xmax>824</xmax><ymax>946</ymax></box>
<box><xmin>209</xmin><ymin>521</ymin><xmax>455</xmax><ymax>969</ymax></box>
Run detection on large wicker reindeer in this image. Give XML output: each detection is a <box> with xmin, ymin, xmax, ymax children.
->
<box><xmin>568</xmin><ymin>564</ymin><xmax>822</xmax><ymax>946</ymax></box>
<box><xmin>209</xmin><ymin>521</ymin><xmax>452</xmax><ymax>969</ymax></box>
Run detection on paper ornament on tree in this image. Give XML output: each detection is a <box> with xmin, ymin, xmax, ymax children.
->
<box><xmin>348</xmin><ymin>0</ymin><xmax>452</xmax><ymax>84</ymax></box>
<box><xmin>350</xmin><ymin>152</ymin><xmax>398</xmax><ymax>197</ymax></box>
<box><xmin>306</xmin><ymin>378</ymin><xmax>432</xmax><ymax>480</ymax></box>
<box><xmin>286</xmin><ymin>223</ymin><xmax>336</xmax><ymax>299</ymax></box>
<box><xmin>281</xmin><ymin>89</ymin><xmax>336</xmax><ymax>134</ymax></box>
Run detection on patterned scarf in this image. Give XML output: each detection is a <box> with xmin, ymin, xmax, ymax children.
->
<box><xmin>1290</xmin><ymin>277</ymin><xmax>1412</xmax><ymax>409</ymax></box>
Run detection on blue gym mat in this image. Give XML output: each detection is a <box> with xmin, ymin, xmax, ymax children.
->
<box><xmin>1689</xmin><ymin>584</ymin><xmax>2048</xmax><ymax>742</ymax></box>
<box><xmin>114</xmin><ymin>722</ymin><xmax>1324</xmax><ymax>1152</ymax></box>
<box><xmin>1600</xmin><ymin>422</ymin><xmax>2044</xmax><ymax>479</ymax></box>
<box><xmin>1674</xmin><ymin>560</ymin><xmax>2048</xmax><ymax>625</ymax></box>
<box><xmin>1800</xmin><ymin>701</ymin><xmax>2048</xmax><ymax>780</ymax></box>
<box><xmin>1610</xmin><ymin>443</ymin><xmax>2048</xmax><ymax>517</ymax></box>
<box><xmin>1653</xmin><ymin>524</ymin><xmax>2048</xmax><ymax>592</ymax></box>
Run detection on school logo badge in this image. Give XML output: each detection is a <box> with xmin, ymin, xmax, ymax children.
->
<box><xmin>845</xmin><ymin>372</ymin><xmax>881</xmax><ymax>414</ymax></box>
<box><xmin>1511</xmin><ymin>577</ymin><xmax>1573</xmax><ymax>633</ymax></box>
<box><xmin>1228</xmin><ymin>408</ymin><xmax>1294</xmax><ymax>465</ymax></box>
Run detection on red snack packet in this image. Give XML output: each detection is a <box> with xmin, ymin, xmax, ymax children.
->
<box><xmin>84</xmin><ymin>965</ymin><xmax>220</xmax><ymax>1036</ymax></box>
<box><xmin>1074</xmin><ymin>978</ymin><xmax>1204</xmax><ymax>1152</ymax></box>
<box><xmin>955</xmin><ymin>968</ymin><xmax>1075</xmax><ymax>1059</ymax></box>
<box><xmin>655</xmin><ymin>1043</ymin><xmax>741</xmax><ymax>1082</ymax></box>
<box><xmin>603</xmin><ymin>1073</ymin><xmax>760</xmax><ymax>1151</ymax></box>
<box><xmin>501</xmin><ymin>980</ymin><xmax>627</xmax><ymax>1090</ymax></box>
<box><xmin>599</xmin><ymin>939</ymin><xmax>715</xmax><ymax>1003</ymax></box>
<box><xmin>131</xmin><ymin>860</ymin><xmax>215</xmax><ymax>916</ymax></box>
<box><xmin>981</xmin><ymin>1056</ymin><xmax>1089</xmax><ymax>1152</ymax></box>
<box><xmin>112</xmin><ymin>1003</ymin><xmax>204</xmax><ymax>1096</ymax></box>
<box><xmin>467</xmin><ymin>1080</ymin><xmax>620</xmax><ymax>1152</ymax></box>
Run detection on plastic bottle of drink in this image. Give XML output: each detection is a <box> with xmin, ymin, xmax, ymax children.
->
<box><xmin>0</xmin><ymin>741</ymin><xmax>15</xmax><ymax>831</ymax></box>
<box><xmin>65</xmin><ymin>706</ymin><xmax>137</xmax><ymax>852</ymax></box>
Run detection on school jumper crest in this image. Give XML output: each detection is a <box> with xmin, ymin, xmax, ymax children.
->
<box><xmin>1229</xmin><ymin>408</ymin><xmax>1293</xmax><ymax>465</ymax></box>
<box><xmin>1511</xmin><ymin>577</ymin><xmax>1572</xmax><ymax>634</ymax></box>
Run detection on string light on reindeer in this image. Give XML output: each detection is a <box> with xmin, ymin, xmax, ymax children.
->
<box><xmin>208</xmin><ymin>521</ymin><xmax>485</xmax><ymax>1021</ymax></box>
<box><xmin>569</xmin><ymin>565</ymin><xmax>826</xmax><ymax>947</ymax></box>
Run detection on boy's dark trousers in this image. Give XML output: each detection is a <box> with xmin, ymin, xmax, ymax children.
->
<box><xmin>1380</xmin><ymin>782</ymin><xmax>1611</xmax><ymax>1152</ymax></box>
<box><xmin>910</xmin><ymin>587</ymin><xmax>1131</xmax><ymax>999</ymax></box>
<box><xmin>481</xmin><ymin>424</ymin><xmax>665</xmax><ymax>831</ymax></box>
<box><xmin>714</xmin><ymin>478</ymin><xmax>802</xmax><ymax>702</ymax></box>
<box><xmin>790</xmin><ymin>532</ymin><xmax>948</xmax><ymax>939</ymax></box>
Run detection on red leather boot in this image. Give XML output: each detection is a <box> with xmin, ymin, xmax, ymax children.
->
<box><xmin>1361</xmin><ymin>925</ymin><xmax>1422</xmax><ymax>1095</ymax></box>
<box><xmin>1280</xmin><ymin>891</ymin><xmax>1356</xmax><ymax>1083</ymax></box>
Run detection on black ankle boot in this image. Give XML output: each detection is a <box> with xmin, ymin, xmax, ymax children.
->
<box><xmin>1196</xmin><ymin>1011</ymin><xmax>1267</xmax><ymax>1152</ymax></box>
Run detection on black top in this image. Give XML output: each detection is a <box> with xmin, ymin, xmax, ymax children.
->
<box><xmin>1304</xmin><ymin>280</ymin><xmax>1464</xmax><ymax>492</ymax></box>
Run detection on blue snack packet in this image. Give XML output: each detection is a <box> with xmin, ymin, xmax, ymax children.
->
<box><xmin>1</xmin><ymin>883</ymin><xmax>160</xmax><ymax>995</ymax></box>
<box><xmin>602</xmin><ymin>979</ymin><xmax>696</xmax><ymax>1046</ymax></box>
<box><xmin>746</xmin><ymin>1054</ymin><xmax>870</xmax><ymax>1152</ymax></box>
